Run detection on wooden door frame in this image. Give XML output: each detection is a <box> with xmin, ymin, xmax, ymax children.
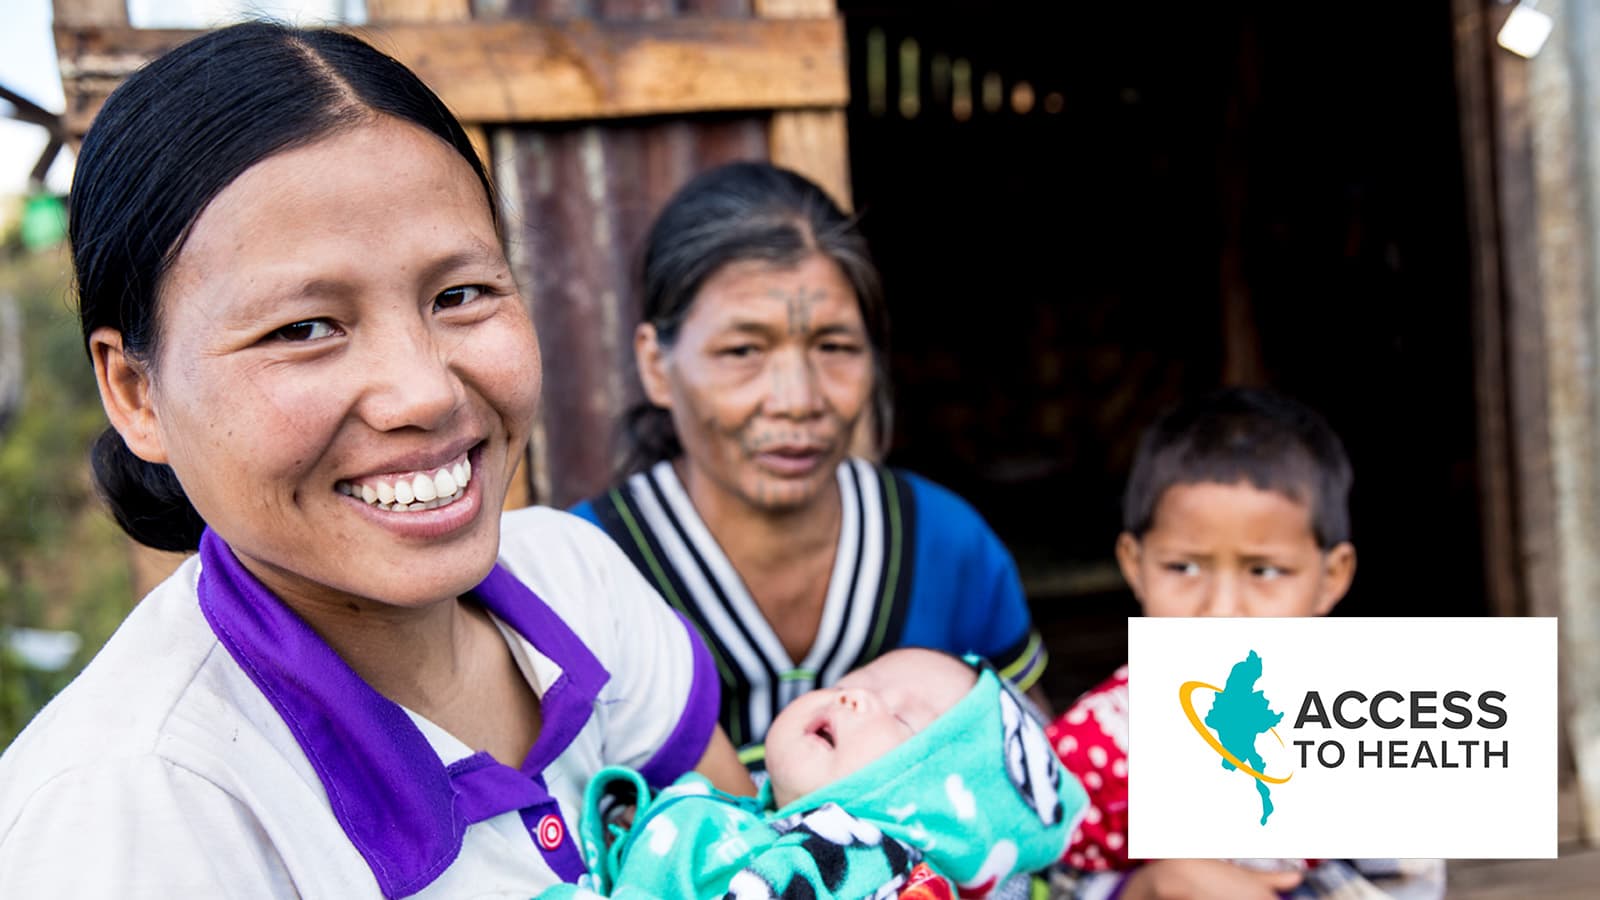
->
<box><xmin>1455</xmin><ymin>0</ymin><xmax>1600</xmax><ymax>846</ymax></box>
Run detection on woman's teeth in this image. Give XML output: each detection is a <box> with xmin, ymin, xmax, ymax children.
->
<box><xmin>336</xmin><ymin>460</ymin><xmax>471</xmax><ymax>512</ymax></box>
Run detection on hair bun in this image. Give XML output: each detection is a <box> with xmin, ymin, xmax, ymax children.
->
<box><xmin>91</xmin><ymin>427</ymin><xmax>204</xmax><ymax>553</ymax></box>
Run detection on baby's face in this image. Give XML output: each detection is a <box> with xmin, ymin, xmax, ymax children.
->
<box><xmin>1119</xmin><ymin>481</ymin><xmax>1353</xmax><ymax>617</ymax></box>
<box><xmin>765</xmin><ymin>648</ymin><xmax>977</xmax><ymax>809</ymax></box>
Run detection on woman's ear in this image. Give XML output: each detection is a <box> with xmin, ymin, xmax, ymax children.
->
<box><xmin>634</xmin><ymin>322</ymin><xmax>673</xmax><ymax>409</ymax></box>
<box><xmin>89</xmin><ymin>328</ymin><xmax>168</xmax><ymax>464</ymax></box>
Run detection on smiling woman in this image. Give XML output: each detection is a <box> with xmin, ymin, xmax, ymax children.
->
<box><xmin>0</xmin><ymin>21</ymin><xmax>749</xmax><ymax>898</ymax></box>
<box><xmin>105</xmin><ymin>119</ymin><xmax>539</xmax><ymax>615</ymax></box>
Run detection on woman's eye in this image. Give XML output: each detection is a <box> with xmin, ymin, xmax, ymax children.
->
<box><xmin>1164</xmin><ymin>561</ymin><xmax>1200</xmax><ymax>576</ymax></box>
<box><xmin>1253</xmin><ymin>565</ymin><xmax>1288</xmax><ymax>579</ymax></box>
<box><xmin>818</xmin><ymin>341</ymin><xmax>864</xmax><ymax>355</ymax></box>
<box><xmin>271</xmin><ymin>319</ymin><xmax>338</xmax><ymax>342</ymax></box>
<box><xmin>718</xmin><ymin>344</ymin><xmax>761</xmax><ymax>358</ymax></box>
<box><xmin>435</xmin><ymin>285</ymin><xmax>486</xmax><ymax>310</ymax></box>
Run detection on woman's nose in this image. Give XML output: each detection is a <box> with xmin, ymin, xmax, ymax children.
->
<box><xmin>358</xmin><ymin>325</ymin><xmax>463</xmax><ymax>432</ymax></box>
<box><xmin>765</xmin><ymin>348</ymin><xmax>823</xmax><ymax>418</ymax></box>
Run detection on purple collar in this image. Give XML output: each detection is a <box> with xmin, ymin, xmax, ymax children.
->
<box><xmin>196</xmin><ymin>530</ymin><xmax>607</xmax><ymax>897</ymax></box>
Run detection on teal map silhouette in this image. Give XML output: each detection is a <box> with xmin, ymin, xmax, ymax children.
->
<box><xmin>1203</xmin><ymin>650</ymin><xmax>1283</xmax><ymax>825</ymax></box>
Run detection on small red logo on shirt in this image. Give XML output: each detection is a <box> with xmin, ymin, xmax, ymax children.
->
<box><xmin>536</xmin><ymin>814</ymin><xmax>565</xmax><ymax>850</ymax></box>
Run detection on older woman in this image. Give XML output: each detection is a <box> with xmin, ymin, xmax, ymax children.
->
<box><xmin>0</xmin><ymin>22</ymin><xmax>748</xmax><ymax>897</ymax></box>
<box><xmin>572</xmin><ymin>162</ymin><xmax>1049</xmax><ymax>760</ymax></box>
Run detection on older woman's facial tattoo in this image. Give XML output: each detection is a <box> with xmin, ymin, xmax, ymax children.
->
<box><xmin>783</xmin><ymin>284</ymin><xmax>823</xmax><ymax>336</ymax></box>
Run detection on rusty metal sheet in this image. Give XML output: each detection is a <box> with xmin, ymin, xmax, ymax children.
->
<box><xmin>499</xmin><ymin>113</ymin><xmax>767</xmax><ymax>507</ymax></box>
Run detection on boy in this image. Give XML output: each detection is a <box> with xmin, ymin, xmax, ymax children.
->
<box><xmin>543</xmin><ymin>648</ymin><xmax>1086</xmax><ymax>899</ymax></box>
<box><xmin>1049</xmin><ymin>388</ymin><xmax>1445</xmax><ymax>900</ymax></box>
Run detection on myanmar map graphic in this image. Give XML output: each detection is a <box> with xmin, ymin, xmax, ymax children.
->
<box><xmin>1204</xmin><ymin>650</ymin><xmax>1284</xmax><ymax>825</ymax></box>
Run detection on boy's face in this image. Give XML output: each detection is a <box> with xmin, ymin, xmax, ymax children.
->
<box><xmin>1117</xmin><ymin>481</ymin><xmax>1355</xmax><ymax>617</ymax></box>
<box><xmin>764</xmin><ymin>649</ymin><xmax>977</xmax><ymax>809</ymax></box>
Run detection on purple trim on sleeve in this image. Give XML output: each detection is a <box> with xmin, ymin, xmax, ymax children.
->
<box><xmin>195</xmin><ymin>530</ymin><xmax>611</xmax><ymax>898</ymax></box>
<box><xmin>1104</xmin><ymin>870</ymin><xmax>1134</xmax><ymax>900</ymax></box>
<box><xmin>636</xmin><ymin>610</ymin><xmax>722</xmax><ymax>788</ymax></box>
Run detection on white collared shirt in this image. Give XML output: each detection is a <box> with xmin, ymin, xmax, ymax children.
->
<box><xmin>0</xmin><ymin>507</ymin><xmax>716</xmax><ymax>898</ymax></box>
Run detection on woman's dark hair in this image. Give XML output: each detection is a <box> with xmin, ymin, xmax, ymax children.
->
<box><xmin>72</xmin><ymin>21</ymin><xmax>494</xmax><ymax>553</ymax></box>
<box><xmin>621</xmin><ymin>161</ymin><xmax>891</xmax><ymax>474</ymax></box>
<box><xmin>1122</xmin><ymin>387</ymin><xmax>1354</xmax><ymax>549</ymax></box>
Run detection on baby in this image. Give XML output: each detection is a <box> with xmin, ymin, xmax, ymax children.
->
<box><xmin>544</xmin><ymin>648</ymin><xmax>1087</xmax><ymax>899</ymax></box>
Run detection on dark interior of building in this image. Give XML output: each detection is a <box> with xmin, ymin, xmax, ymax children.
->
<box><xmin>839</xmin><ymin>0</ymin><xmax>1485</xmax><ymax>703</ymax></box>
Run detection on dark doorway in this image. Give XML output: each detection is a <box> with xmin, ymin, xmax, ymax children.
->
<box><xmin>841</xmin><ymin>1</ymin><xmax>1484</xmax><ymax>704</ymax></box>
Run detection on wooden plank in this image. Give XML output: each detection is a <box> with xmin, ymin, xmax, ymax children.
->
<box><xmin>769</xmin><ymin>108</ymin><xmax>851</xmax><ymax>210</ymax></box>
<box><xmin>52</xmin><ymin>0</ymin><xmax>126</xmax><ymax>26</ymax></box>
<box><xmin>753</xmin><ymin>0</ymin><xmax>831</xmax><ymax>16</ymax></box>
<box><xmin>756</xmin><ymin>0</ymin><xmax>850</xmax><ymax>209</ymax></box>
<box><xmin>1489</xmin><ymin>0</ymin><xmax>1571</xmax><ymax>801</ymax></box>
<box><xmin>489</xmin><ymin>1</ymin><xmax>768</xmax><ymax>506</ymax></box>
<box><xmin>53</xmin><ymin>17</ymin><xmax>847</xmax><ymax>136</ymax></box>
<box><xmin>1525</xmin><ymin>0</ymin><xmax>1600</xmax><ymax>848</ymax></box>
<box><xmin>1489</xmin><ymin>0</ymin><xmax>1600</xmax><ymax>846</ymax></box>
<box><xmin>367</xmin><ymin>0</ymin><xmax>471</xmax><ymax>20</ymax></box>
<box><xmin>499</xmin><ymin>124</ymin><xmax>640</xmax><ymax>508</ymax></box>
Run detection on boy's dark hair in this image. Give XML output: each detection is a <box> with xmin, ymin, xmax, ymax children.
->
<box><xmin>1122</xmin><ymin>388</ymin><xmax>1353</xmax><ymax>548</ymax></box>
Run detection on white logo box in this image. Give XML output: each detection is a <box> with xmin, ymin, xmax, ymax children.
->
<box><xmin>1127</xmin><ymin>617</ymin><xmax>1557</xmax><ymax>859</ymax></box>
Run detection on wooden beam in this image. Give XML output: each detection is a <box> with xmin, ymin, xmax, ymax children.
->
<box><xmin>753</xmin><ymin>0</ymin><xmax>831</xmax><ymax>17</ymax></box>
<box><xmin>1522</xmin><ymin>0</ymin><xmax>1600</xmax><ymax>848</ymax></box>
<box><xmin>756</xmin><ymin>0</ymin><xmax>851</xmax><ymax>212</ymax></box>
<box><xmin>54</xmin><ymin>17</ymin><xmax>847</xmax><ymax>137</ymax></box>
<box><xmin>1484</xmin><ymin>0</ymin><xmax>1600</xmax><ymax>846</ymax></box>
<box><xmin>768</xmin><ymin>108</ymin><xmax>851</xmax><ymax>210</ymax></box>
<box><xmin>366</xmin><ymin>0</ymin><xmax>472</xmax><ymax>20</ymax></box>
<box><xmin>52</xmin><ymin>0</ymin><xmax>126</xmax><ymax>27</ymax></box>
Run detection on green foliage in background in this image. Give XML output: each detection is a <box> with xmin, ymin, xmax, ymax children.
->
<box><xmin>0</xmin><ymin>244</ymin><xmax>133</xmax><ymax>750</ymax></box>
